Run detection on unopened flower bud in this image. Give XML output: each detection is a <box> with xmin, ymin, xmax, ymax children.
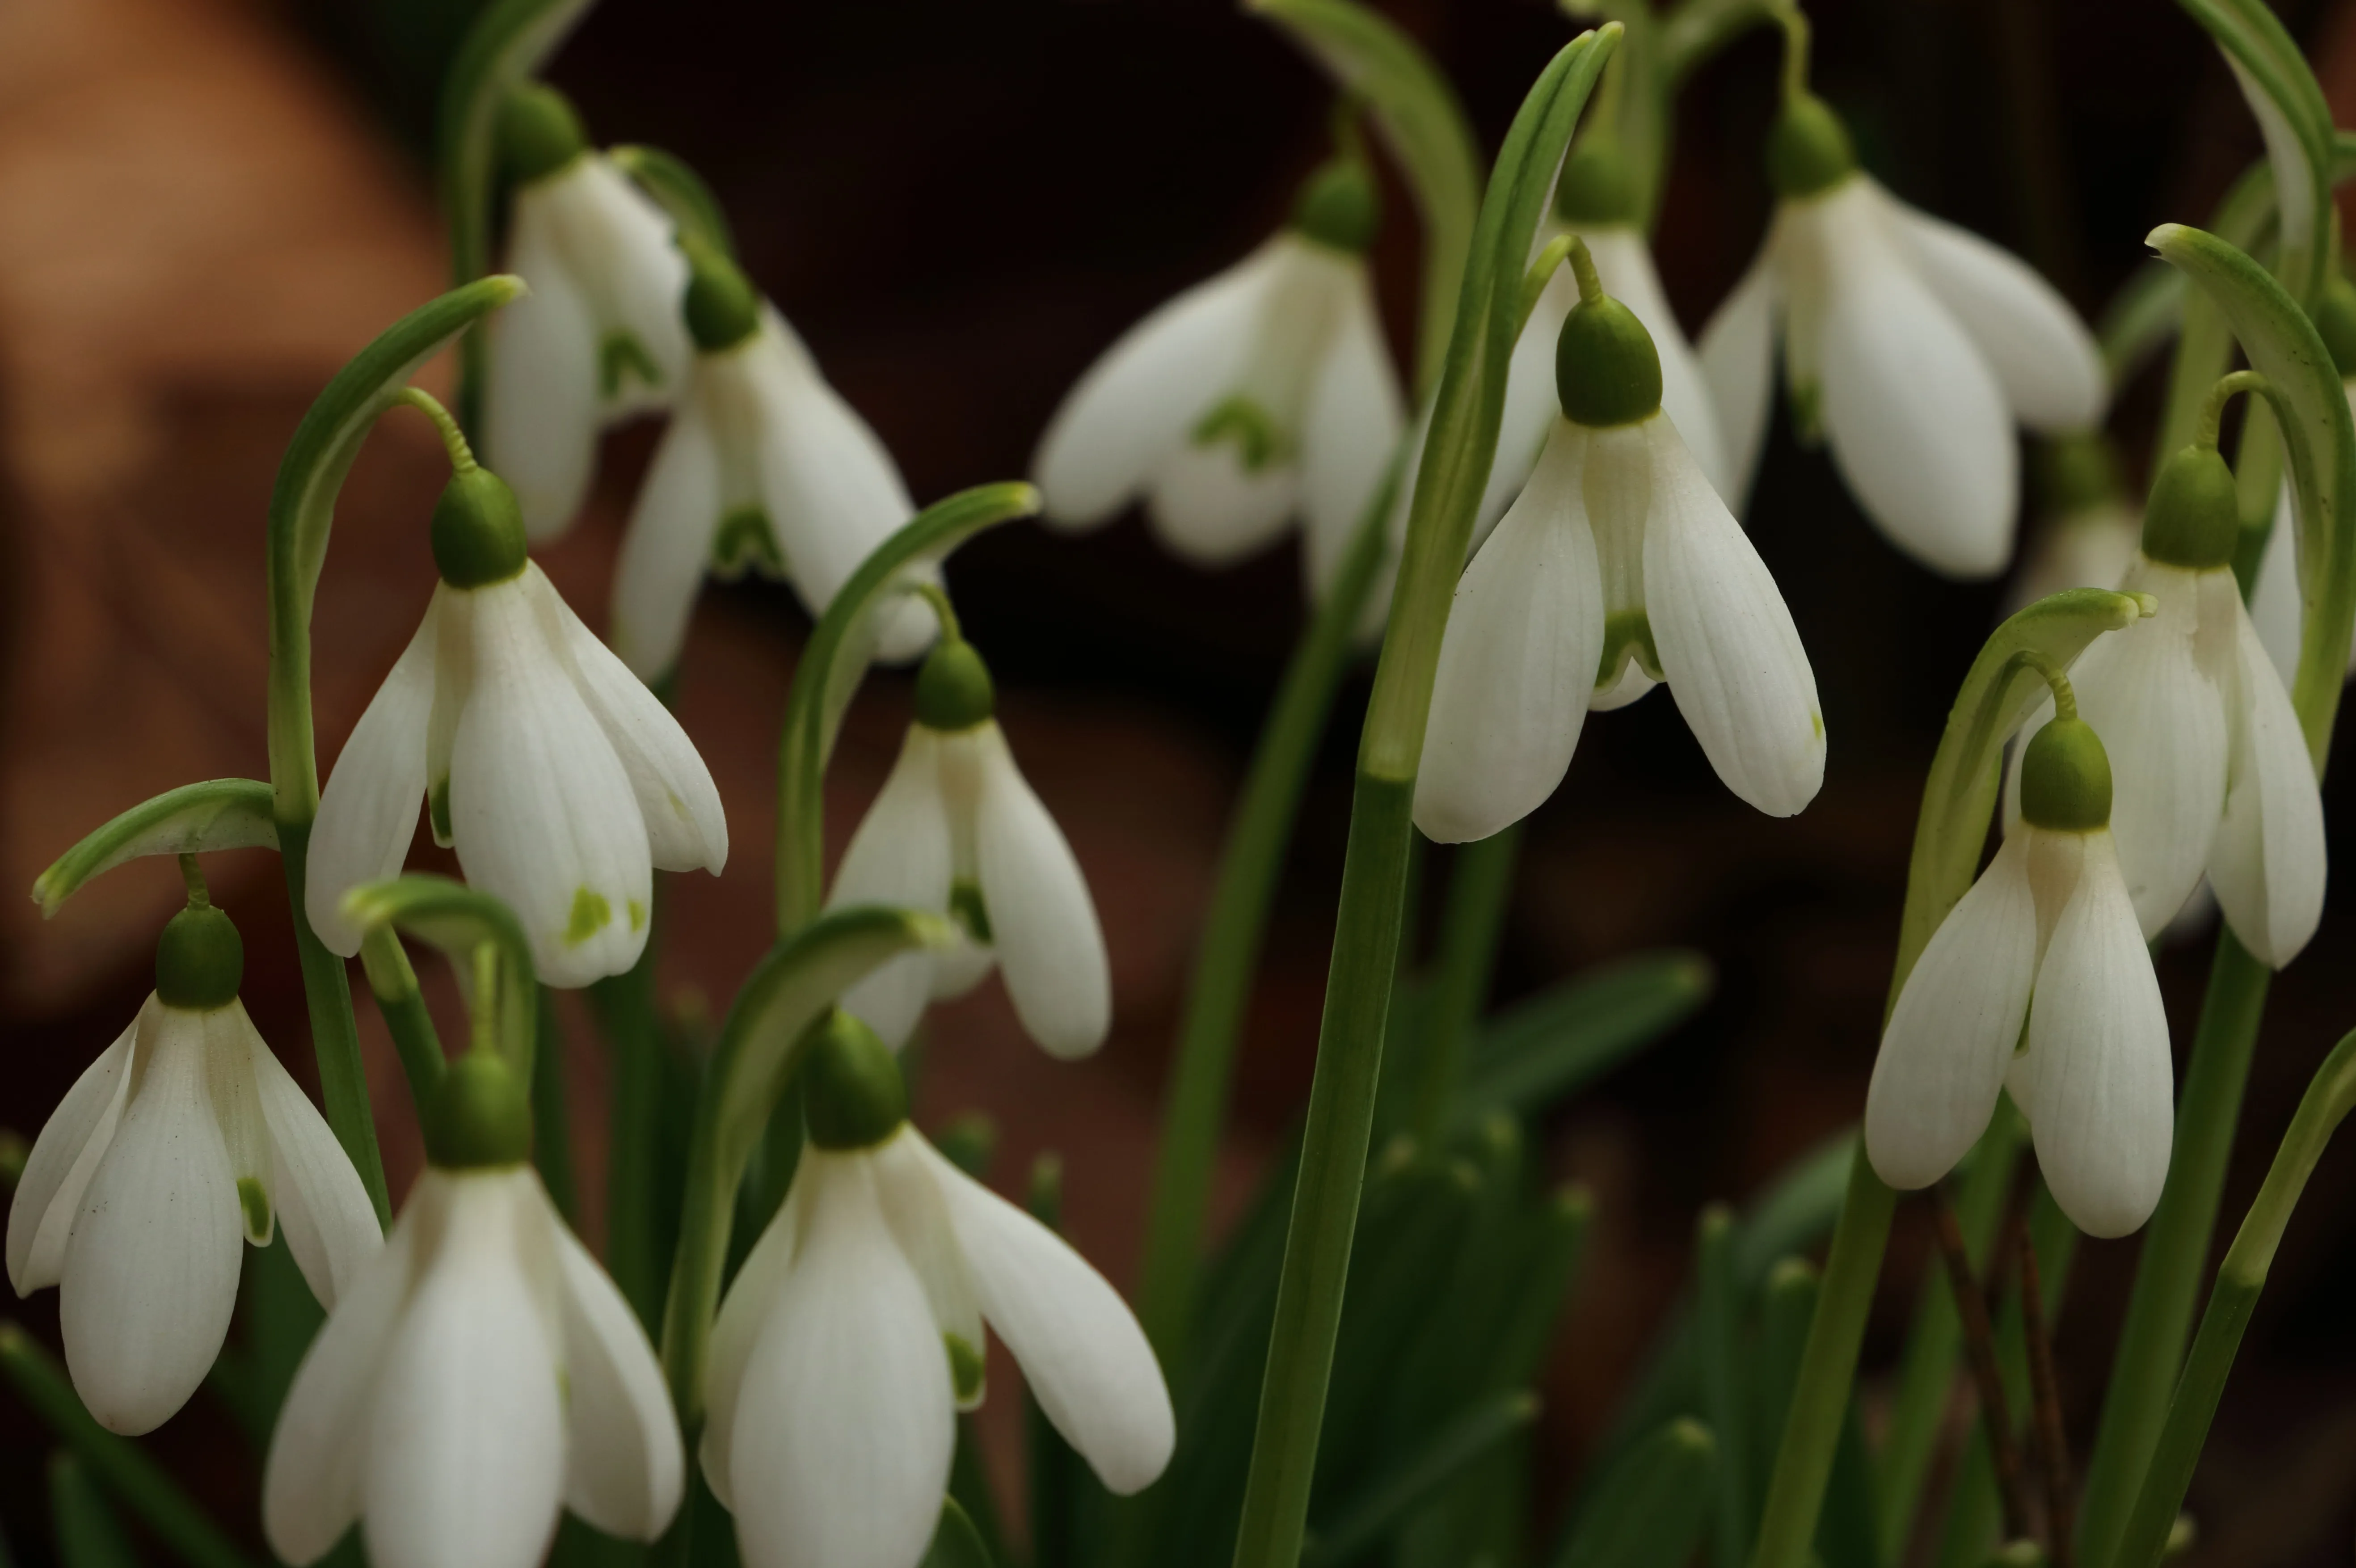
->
<box><xmin>1553</xmin><ymin>140</ymin><xmax>1641</xmax><ymax>227</ymax></box>
<box><xmin>430</xmin><ymin>466</ymin><xmax>529</xmax><ymax>589</ymax></box>
<box><xmin>154</xmin><ymin>903</ymin><xmax>243</xmax><ymax>1010</ymax></box>
<box><xmin>913</xmin><ymin>638</ymin><xmax>995</xmax><ymax>731</ymax></box>
<box><xmin>1766</xmin><ymin>93</ymin><xmax>1857</xmax><ymax>201</ymax></box>
<box><xmin>1290</xmin><ymin>159</ymin><xmax>1380</xmax><ymax>255</ymax></box>
<box><xmin>497</xmin><ymin>84</ymin><xmax>589</xmax><ymax>187</ymax></box>
<box><xmin>800</xmin><ymin>1010</ymin><xmax>908</xmax><ymax>1151</ymax></box>
<box><xmin>2138</xmin><ymin>445</ymin><xmax>2239</xmax><ymax>571</ymax></box>
<box><xmin>2018</xmin><ymin>715</ymin><xmax>2112</xmax><ymax>833</ymax></box>
<box><xmin>425</xmin><ymin>1051</ymin><xmax>534</xmax><ymax>1169</ymax></box>
<box><xmin>681</xmin><ymin>237</ymin><xmax>761</xmax><ymax>354</ymax></box>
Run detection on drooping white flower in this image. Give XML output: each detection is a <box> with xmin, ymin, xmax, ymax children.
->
<box><xmin>7</xmin><ymin>901</ymin><xmax>379</xmax><ymax>1436</ymax></box>
<box><xmin>481</xmin><ymin>85</ymin><xmax>692</xmax><ymax>540</ymax></box>
<box><xmin>1415</xmin><ymin>250</ymin><xmax>1824</xmax><ymax>844</ymax></box>
<box><xmin>826</xmin><ymin>637</ymin><xmax>1110</xmax><ymax>1058</ymax></box>
<box><xmin>1032</xmin><ymin>156</ymin><xmax>1406</xmax><ymax>601</ymax></box>
<box><xmin>263</xmin><ymin>1163</ymin><xmax>683</xmax><ymax>1568</ymax></box>
<box><xmin>307</xmin><ymin>468</ymin><xmax>726</xmax><ymax>988</ymax></box>
<box><xmin>615</xmin><ymin>244</ymin><xmax>933</xmax><ymax>683</ymax></box>
<box><xmin>704</xmin><ymin>1020</ymin><xmax>1172</xmax><ymax>1568</ymax></box>
<box><xmin>1868</xmin><ymin>714</ymin><xmax>2172</xmax><ymax>1237</ymax></box>
<box><xmin>1698</xmin><ymin>96</ymin><xmax>2105</xmax><ymax>578</ymax></box>
<box><xmin>2005</xmin><ymin>436</ymin><xmax>2141</xmax><ymax>615</ymax></box>
<box><xmin>2007</xmin><ymin>444</ymin><xmax>2325</xmax><ymax>967</ymax></box>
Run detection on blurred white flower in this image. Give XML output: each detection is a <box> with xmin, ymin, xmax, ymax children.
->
<box><xmin>2006</xmin><ymin>435</ymin><xmax>2141</xmax><ymax>615</ymax></box>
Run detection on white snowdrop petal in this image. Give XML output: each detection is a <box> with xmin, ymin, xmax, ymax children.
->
<box><xmin>872</xmin><ymin>1130</ymin><xmax>987</xmax><ymax>1409</ymax></box>
<box><xmin>828</xmin><ymin>727</ymin><xmax>957</xmax><ymax>1051</ymax></box>
<box><xmin>2251</xmin><ymin>485</ymin><xmax>2306</xmax><ymax>690</ymax></box>
<box><xmin>1299</xmin><ymin>267</ymin><xmax>1406</xmax><ymax>599</ymax></box>
<box><xmin>1867</xmin><ymin>833</ymin><xmax>2040</xmax><ymax>1190</ymax></box>
<box><xmin>244</xmin><ymin>1000</ymin><xmax>380</xmax><ymax>1309</ymax></box>
<box><xmin>1033</xmin><ymin>244</ymin><xmax>1279</xmax><ymax>528</ymax></box>
<box><xmin>554</xmin><ymin>1222</ymin><xmax>685</xmax><ymax>1540</ymax></box>
<box><xmin>536</xmin><ymin>567</ymin><xmax>729</xmax><ymax>875</ymax></box>
<box><xmin>1696</xmin><ymin>247</ymin><xmax>1778</xmax><ymax>516</ymax></box>
<box><xmin>753</xmin><ymin>328</ymin><xmax>920</xmax><ymax>628</ymax></box>
<box><xmin>307</xmin><ymin>615</ymin><xmax>436</xmax><ymax>956</ymax></box>
<box><xmin>2009</xmin><ymin>501</ymin><xmax>2141</xmax><ymax>613</ymax></box>
<box><xmin>972</xmin><ymin>724</ymin><xmax>1111</xmax><ymax>1059</ymax></box>
<box><xmin>2209</xmin><ymin>600</ymin><xmax>2327</xmax><ymax>967</ymax></box>
<box><xmin>613</xmin><ymin>391</ymin><xmax>725</xmax><ymax>683</ymax></box>
<box><xmin>700</xmin><ymin>1181</ymin><xmax>804</xmax><ymax>1511</ymax></box>
<box><xmin>450</xmin><ymin>579</ymin><xmax>655</xmax><ymax>988</ymax></box>
<box><xmin>728</xmin><ymin>1155</ymin><xmax>954</xmax><ymax>1568</ymax></box>
<box><xmin>1585</xmin><ymin>227</ymin><xmax>1729</xmax><ymax>497</ymax></box>
<box><xmin>559</xmin><ymin>156</ymin><xmax>694</xmax><ymax>413</ymax></box>
<box><xmin>1413</xmin><ymin>422</ymin><xmax>1604</xmax><ymax>843</ymax></box>
<box><xmin>485</xmin><ymin>197</ymin><xmax>603</xmax><ymax>541</ymax></box>
<box><xmin>1479</xmin><ymin>266</ymin><xmax>1576</xmax><ymax>552</ymax></box>
<box><xmin>2017</xmin><ymin>833</ymin><xmax>2175</xmax><ymax>1238</ymax></box>
<box><xmin>1642</xmin><ymin>417</ymin><xmax>1825</xmax><ymax>815</ymax></box>
<box><xmin>922</xmin><ymin>1138</ymin><xmax>1173</xmax><ymax>1495</ymax></box>
<box><xmin>1146</xmin><ymin>438</ymin><xmax>1302</xmax><ymax>565</ymax></box>
<box><xmin>1885</xmin><ymin>194</ymin><xmax>2106</xmax><ymax>431</ymax></box>
<box><xmin>59</xmin><ymin>1016</ymin><xmax>243</xmax><ymax>1434</ymax></box>
<box><xmin>8</xmin><ymin>1010</ymin><xmax>137</xmax><ymax>1295</ymax></box>
<box><xmin>362</xmin><ymin>1175</ymin><xmax>567</xmax><ymax>1568</ymax></box>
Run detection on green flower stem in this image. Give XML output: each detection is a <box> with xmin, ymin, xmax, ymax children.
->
<box><xmin>2112</xmin><ymin>1026</ymin><xmax>2356</xmax><ymax>1568</ymax></box>
<box><xmin>0</xmin><ymin>1324</ymin><xmax>258</xmax><ymax>1568</ymax></box>
<box><xmin>358</xmin><ymin>925</ymin><xmax>447</xmax><ymax>1109</ymax></box>
<box><xmin>50</xmin><ymin>1450</ymin><xmax>140</xmax><ymax>1568</ymax></box>
<box><xmin>532</xmin><ymin>985</ymin><xmax>580</xmax><ymax>1224</ymax></box>
<box><xmin>1409</xmin><ymin>823</ymin><xmax>1521</xmax><ymax>1146</ymax></box>
<box><xmin>278</xmin><ymin>823</ymin><xmax>389</xmax><ymax>1227</ymax></box>
<box><xmin>593</xmin><ymin>929</ymin><xmax>665</xmax><ymax>1330</ymax></box>
<box><xmin>1695</xmin><ymin>1205</ymin><xmax>1752</xmax><ymax>1568</ymax></box>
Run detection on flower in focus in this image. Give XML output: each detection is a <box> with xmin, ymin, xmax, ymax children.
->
<box><xmin>1868</xmin><ymin>711</ymin><xmax>2171</xmax><ymax>1237</ymax></box>
<box><xmin>615</xmin><ymin>243</ymin><xmax>933</xmax><ymax>683</ymax></box>
<box><xmin>1032</xmin><ymin>150</ymin><xmax>1406</xmax><ymax>600</ymax></box>
<box><xmin>1415</xmin><ymin>242</ymin><xmax>1824</xmax><ymax>845</ymax></box>
<box><xmin>2005</xmin><ymin>434</ymin><xmax>2142</xmax><ymax>615</ymax></box>
<box><xmin>703</xmin><ymin>1016</ymin><xmax>1172</xmax><ymax>1568</ymax></box>
<box><xmin>265</xmin><ymin>1058</ymin><xmax>682</xmax><ymax>1568</ymax></box>
<box><xmin>826</xmin><ymin>628</ymin><xmax>1110</xmax><ymax>1058</ymax></box>
<box><xmin>1699</xmin><ymin>93</ymin><xmax>2106</xmax><ymax>578</ymax></box>
<box><xmin>482</xmin><ymin>85</ymin><xmax>692</xmax><ymax>540</ymax></box>
<box><xmin>307</xmin><ymin>465</ymin><xmax>727</xmax><ymax>988</ymax></box>
<box><xmin>7</xmin><ymin>894</ymin><xmax>379</xmax><ymax>1435</ymax></box>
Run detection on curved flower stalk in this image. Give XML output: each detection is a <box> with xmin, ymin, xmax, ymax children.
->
<box><xmin>1698</xmin><ymin>67</ymin><xmax>2104</xmax><ymax>578</ymax></box>
<box><xmin>1031</xmin><ymin>141</ymin><xmax>1406</xmax><ymax>600</ymax></box>
<box><xmin>2006</xmin><ymin>434</ymin><xmax>2142</xmax><ymax>614</ymax></box>
<box><xmin>308</xmin><ymin>424</ymin><xmax>726</xmax><ymax>987</ymax></box>
<box><xmin>703</xmin><ymin>1014</ymin><xmax>1171</xmax><ymax>1568</ymax></box>
<box><xmin>1868</xmin><ymin>687</ymin><xmax>2171</xmax><ymax>1239</ymax></box>
<box><xmin>7</xmin><ymin>874</ymin><xmax>378</xmax><ymax>1434</ymax></box>
<box><xmin>1415</xmin><ymin>239</ymin><xmax>1823</xmax><ymax>843</ymax></box>
<box><xmin>615</xmin><ymin>241</ymin><xmax>933</xmax><ymax>683</ymax></box>
<box><xmin>825</xmin><ymin>607</ymin><xmax>1111</xmax><ymax>1059</ymax></box>
<box><xmin>481</xmin><ymin>84</ymin><xmax>692</xmax><ymax>540</ymax></box>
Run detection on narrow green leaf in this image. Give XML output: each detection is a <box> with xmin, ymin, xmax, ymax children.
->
<box><xmin>49</xmin><ymin>1453</ymin><xmax>140</xmax><ymax>1568</ymax></box>
<box><xmin>1751</xmin><ymin>1256</ymin><xmax>1819</xmax><ymax>1502</ymax></box>
<box><xmin>341</xmin><ymin>874</ymin><xmax>538</xmax><ymax>1067</ymax></box>
<box><xmin>1695</xmin><ymin>1206</ymin><xmax>1751</xmax><ymax>1568</ymax></box>
<box><xmin>920</xmin><ymin>1497</ymin><xmax>995</xmax><ymax>1568</ymax></box>
<box><xmin>30</xmin><ymin>780</ymin><xmax>276</xmax><ymax>918</ymax></box>
<box><xmin>610</xmin><ymin>144</ymin><xmax>737</xmax><ymax>257</ymax></box>
<box><xmin>1302</xmin><ymin>1391</ymin><xmax>1538</xmax><ymax>1567</ymax></box>
<box><xmin>1458</xmin><ymin>949</ymin><xmax>1713</xmax><ymax>1119</ymax></box>
<box><xmin>1554</xmin><ymin>1418</ymin><xmax>1718</xmax><ymax>1568</ymax></box>
<box><xmin>2176</xmin><ymin>0</ymin><xmax>2335</xmax><ymax>304</ymax></box>
<box><xmin>773</xmin><ymin>482</ymin><xmax>1041</xmax><ymax>933</ymax></box>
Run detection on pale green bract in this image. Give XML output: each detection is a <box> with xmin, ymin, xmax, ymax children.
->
<box><xmin>339</xmin><ymin>875</ymin><xmax>540</xmax><ymax>1070</ymax></box>
<box><xmin>30</xmin><ymin>779</ymin><xmax>277</xmax><ymax>919</ymax></box>
<box><xmin>2175</xmin><ymin>0</ymin><xmax>2335</xmax><ymax>307</ymax></box>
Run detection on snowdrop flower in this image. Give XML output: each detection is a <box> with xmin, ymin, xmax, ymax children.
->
<box><xmin>613</xmin><ymin>242</ymin><xmax>933</xmax><ymax>683</ymax></box>
<box><xmin>1415</xmin><ymin>241</ymin><xmax>1825</xmax><ymax>844</ymax></box>
<box><xmin>1032</xmin><ymin>152</ymin><xmax>1407</xmax><ymax>600</ymax></box>
<box><xmin>2005</xmin><ymin>434</ymin><xmax>2141</xmax><ymax>615</ymax></box>
<box><xmin>307</xmin><ymin>459</ymin><xmax>727</xmax><ymax>987</ymax></box>
<box><xmin>826</xmin><ymin>623</ymin><xmax>1110</xmax><ymax>1058</ymax></box>
<box><xmin>1868</xmin><ymin>706</ymin><xmax>2171</xmax><ymax>1236</ymax></box>
<box><xmin>482</xmin><ymin>85</ymin><xmax>692</xmax><ymax>539</ymax></box>
<box><xmin>265</xmin><ymin>1054</ymin><xmax>683</xmax><ymax>1568</ymax></box>
<box><xmin>1698</xmin><ymin>92</ymin><xmax>2105</xmax><ymax>577</ymax></box>
<box><xmin>2249</xmin><ymin>278</ymin><xmax>2356</xmax><ymax>687</ymax></box>
<box><xmin>2009</xmin><ymin>433</ymin><xmax>2325</xmax><ymax>967</ymax></box>
<box><xmin>7</xmin><ymin>888</ymin><xmax>379</xmax><ymax>1434</ymax></box>
<box><xmin>703</xmin><ymin>1014</ymin><xmax>1172</xmax><ymax>1568</ymax></box>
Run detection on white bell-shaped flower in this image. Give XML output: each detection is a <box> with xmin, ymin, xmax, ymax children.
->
<box><xmin>615</xmin><ymin>242</ymin><xmax>933</xmax><ymax>683</ymax></box>
<box><xmin>481</xmin><ymin>85</ymin><xmax>691</xmax><ymax>540</ymax></box>
<box><xmin>2005</xmin><ymin>436</ymin><xmax>2141</xmax><ymax>614</ymax></box>
<box><xmin>1415</xmin><ymin>249</ymin><xmax>1825</xmax><ymax>844</ymax></box>
<box><xmin>307</xmin><ymin>468</ymin><xmax>727</xmax><ymax>988</ymax></box>
<box><xmin>7</xmin><ymin>901</ymin><xmax>379</xmax><ymax>1434</ymax></box>
<box><xmin>264</xmin><ymin>1146</ymin><xmax>683</xmax><ymax>1568</ymax></box>
<box><xmin>703</xmin><ymin>1019</ymin><xmax>1172</xmax><ymax>1568</ymax></box>
<box><xmin>1869</xmin><ymin>714</ymin><xmax>2172</xmax><ymax>1237</ymax></box>
<box><xmin>1032</xmin><ymin>156</ymin><xmax>1406</xmax><ymax>600</ymax></box>
<box><xmin>2007</xmin><ymin>445</ymin><xmax>2325</xmax><ymax>967</ymax></box>
<box><xmin>1698</xmin><ymin>96</ymin><xmax>2104</xmax><ymax>579</ymax></box>
<box><xmin>826</xmin><ymin>636</ymin><xmax>1110</xmax><ymax>1058</ymax></box>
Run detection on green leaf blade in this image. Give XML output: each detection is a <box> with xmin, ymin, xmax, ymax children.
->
<box><xmin>1458</xmin><ymin>948</ymin><xmax>1713</xmax><ymax>1119</ymax></box>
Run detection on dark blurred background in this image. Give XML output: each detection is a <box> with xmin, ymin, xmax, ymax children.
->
<box><xmin>5</xmin><ymin>0</ymin><xmax>2356</xmax><ymax>1561</ymax></box>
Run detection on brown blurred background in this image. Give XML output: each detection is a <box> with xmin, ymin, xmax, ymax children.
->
<box><xmin>7</xmin><ymin>0</ymin><xmax>2356</xmax><ymax>1561</ymax></box>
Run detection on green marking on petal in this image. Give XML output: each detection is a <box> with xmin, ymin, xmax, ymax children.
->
<box><xmin>712</xmin><ymin>505</ymin><xmax>784</xmax><ymax>579</ymax></box>
<box><xmin>599</xmin><ymin>331</ymin><xmax>664</xmax><ymax>400</ymax></box>
<box><xmin>628</xmin><ymin>898</ymin><xmax>648</xmax><ymax>933</ymax></box>
<box><xmin>237</xmin><ymin>1177</ymin><xmax>274</xmax><ymax>1246</ymax></box>
<box><xmin>948</xmin><ymin>879</ymin><xmax>993</xmax><ymax>945</ymax></box>
<box><xmin>1812</xmin><ymin>711</ymin><xmax>1825</xmax><ymax>741</ymax></box>
<box><xmin>1596</xmin><ymin>609</ymin><xmax>1663</xmax><ymax>690</ymax></box>
<box><xmin>565</xmin><ymin>886</ymin><xmax>613</xmax><ymax>946</ymax></box>
<box><xmin>945</xmin><ymin>1332</ymin><xmax>986</xmax><ymax>1404</ymax></box>
<box><xmin>429</xmin><ymin>777</ymin><xmax>454</xmax><ymax>845</ymax></box>
<box><xmin>1789</xmin><ymin>378</ymin><xmax>1824</xmax><ymax>447</ymax></box>
<box><xmin>1190</xmin><ymin>395</ymin><xmax>1290</xmax><ymax>473</ymax></box>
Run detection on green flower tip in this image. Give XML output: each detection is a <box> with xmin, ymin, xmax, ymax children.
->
<box><xmin>2314</xmin><ymin>276</ymin><xmax>2356</xmax><ymax>379</ymax></box>
<box><xmin>1552</xmin><ymin>140</ymin><xmax>1640</xmax><ymax>227</ymax></box>
<box><xmin>1290</xmin><ymin>158</ymin><xmax>1380</xmax><ymax>255</ymax></box>
<box><xmin>801</xmin><ymin>1009</ymin><xmax>908</xmax><ymax>1151</ymax></box>
<box><xmin>1766</xmin><ymin>93</ymin><xmax>1857</xmax><ymax>201</ymax></box>
<box><xmin>1556</xmin><ymin>295</ymin><xmax>1662</xmax><ymax>428</ymax></box>
<box><xmin>681</xmin><ymin>236</ymin><xmax>760</xmax><ymax>354</ymax></box>
<box><xmin>431</xmin><ymin>467</ymin><xmax>529</xmax><ymax>589</ymax></box>
<box><xmin>426</xmin><ymin>1050</ymin><xmax>534</xmax><ymax>1169</ymax></box>
<box><xmin>2019</xmin><ymin>717</ymin><xmax>2113</xmax><ymax>833</ymax></box>
<box><xmin>2138</xmin><ymin>445</ymin><xmax>2238</xmax><ymax>571</ymax></box>
<box><xmin>498</xmin><ymin>84</ymin><xmax>589</xmax><ymax>187</ymax></box>
<box><xmin>155</xmin><ymin>902</ymin><xmax>242</xmax><ymax>1010</ymax></box>
<box><xmin>2035</xmin><ymin>432</ymin><xmax>2123</xmax><ymax>515</ymax></box>
<box><xmin>914</xmin><ymin>639</ymin><xmax>996</xmax><ymax>731</ymax></box>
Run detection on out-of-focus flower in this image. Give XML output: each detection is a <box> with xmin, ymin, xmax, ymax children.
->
<box><xmin>2006</xmin><ymin>434</ymin><xmax>2141</xmax><ymax>614</ymax></box>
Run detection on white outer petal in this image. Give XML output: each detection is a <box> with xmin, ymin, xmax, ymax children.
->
<box><xmin>555</xmin><ymin>155</ymin><xmax>694</xmax><ymax>414</ymax></box>
<box><xmin>613</xmin><ymin>385</ymin><xmax>724</xmax><ymax>682</ymax></box>
<box><xmin>828</xmin><ymin>726</ymin><xmax>957</xmax><ymax>1050</ymax></box>
<box><xmin>308</xmin><ymin>612</ymin><xmax>436</xmax><ymax>955</ymax></box>
<box><xmin>1479</xmin><ymin>265</ymin><xmax>1575</xmax><ymax>552</ymax></box>
<box><xmin>244</xmin><ymin>999</ymin><xmax>381</xmax><ymax>1309</ymax></box>
<box><xmin>1641</xmin><ymin>415</ymin><xmax>1824</xmax><ymax>815</ymax></box>
<box><xmin>700</xmin><ymin>1180</ymin><xmax>805</xmax><ymax>1510</ymax></box>
<box><xmin>485</xmin><ymin>193</ymin><xmax>603</xmax><ymax>540</ymax></box>
<box><xmin>2007</xmin><ymin>501</ymin><xmax>2140</xmax><ymax>614</ymax></box>
<box><xmin>2209</xmin><ymin>597</ymin><xmax>2327</xmax><ymax>966</ymax></box>
<box><xmin>971</xmin><ymin>722</ymin><xmax>1111</xmax><ymax>1059</ymax></box>
<box><xmin>554</xmin><ymin>1220</ymin><xmax>684</xmax><ymax>1540</ymax></box>
<box><xmin>1413</xmin><ymin>421</ymin><xmax>1602</xmax><ymax>843</ymax></box>
<box><xmin>1695</xmin><ymin>245</ymin><xmax>1778</xmax><ymax>517</ymax></box>
<box><xmin>1298</xmin><ymin>267</ymin><xmax>1406</xmax><ymax>600</ymax></box>
<box><xmin>8</xmin><ymin>1007</ymin><xmax>139</xmax><ymax>1295</ymax></box>
<box><xmin>2251</xmin><ymin>485</ymin><xmax>2306</xmax><ymax>689</ymax></box>
<box><xmin>1584</xmin><ymin>226</ymin><xmax>1728</xmax><ymax>497</ymax></box>
<box><xmin>1867</xmin><ymin>834</ymin><xmax>2038</xmax><ymax>1189</ymax></box>
<box><xmin>871</xmin><ymin>1128</ymin><xmax>987</xmax><ymax>1409</ymax></box>
<box><xmin>919</xmin><ymin>1136</ymin><xmax>1173</xmax><ymax>1494</ymax></box>
<box><xmin>1146</xmin><ymin>440</ymin><xmax>1301</xmax><ymax>565</ymax></box>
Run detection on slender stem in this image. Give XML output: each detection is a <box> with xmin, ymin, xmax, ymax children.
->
<box><xmin>1696</xmin><ymin>1205</ymin><xmax>1753</xmax><ymax>1568</ymax></box>
<box><xmin>278</xmin><ymin>824</ymin><xmax>389</xmax><ymax>1227</ymax></box>
<box><xmin>531</xmin><ymin>985</ymin><xmax>579</xmax><ymax>1225</ymax></box>
<box><xmin>912</xmin><ymin>580</ymin><xmax>961</xmax><ymax>641</ymax></box>
<box><xmin>2194</xmin><ymin>369</ymin><xmax>2270</xmax><ymax>452</ymax></box>
<box><xmin>391</xmin><ymin>386</ymin><xmax>479</xmax><ymax>472</ymax></box>
<box><xmin>177</xmin><ymin>853</ymin><xmax>209</xmax><ymax>905</ymax></box>
<box><xmin>1567</xmin><ymin>237</ymin><xmax>1605</xmax><ymax>305</ymax></box>
<box><xmin>593</xmin><ymin>924</ymin><xmax>665</xmax><ymax>1331</ymax></box>
<box><xmin>1773</xmin><ymin>4</ymin><xmax>1810</xmax><ymax>101</ymax></box>
<box><xmin>1410</xmin><ymin>824</ymin><xmax>1520</xmax><ymax>1147</ymax></box>
<box><xmin>2018</xmin><ymin>1220</ymin><xmax>2074</xmax><ymax>1567</ymax></box>
<box><xmin>1933</xmin><ymin>1186</ymin><xmax>2031</xmax><ymax>1543</ymax></box>
<box><xmin>358</xmin><ymin>927</ymin><xmax>446</xmax><ymax>1109</ymax></box>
